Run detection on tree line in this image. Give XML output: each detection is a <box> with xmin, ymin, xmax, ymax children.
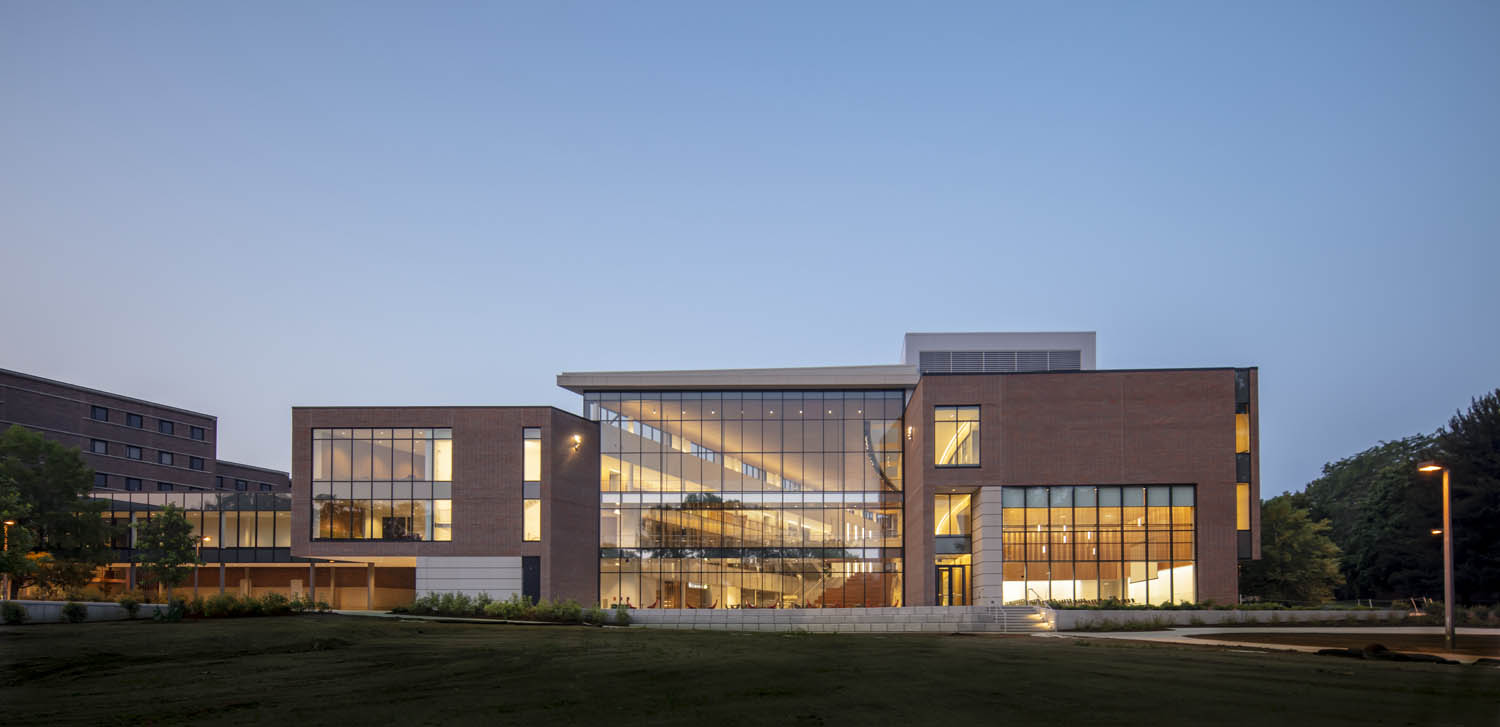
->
<box><xmin>1243</xmin><ymin>389</ymin><xmax>1499</xmax><ymax>605</ymax></box>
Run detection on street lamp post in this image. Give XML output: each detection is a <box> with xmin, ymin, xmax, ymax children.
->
<box><xmin>2</xmin><ymin>519</ymin><xmax>15</xmax><ymax>601</ymax></box>
<box><xmin>1417</xmin><ymin>461</ymin><xmax>1455</xmax><ymax>651</ymax></box>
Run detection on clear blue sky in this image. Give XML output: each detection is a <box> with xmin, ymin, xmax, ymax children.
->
<box><xmin>2</xmin><ymin>2</ymin><xmax>1495</xmax><ymax>495</ymax></box>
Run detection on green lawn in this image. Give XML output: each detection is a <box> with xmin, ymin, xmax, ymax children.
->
<box><xmin>3</xmin><ymin>616</ymin><xmax>1496</xmax><ymax>726</ymax></box>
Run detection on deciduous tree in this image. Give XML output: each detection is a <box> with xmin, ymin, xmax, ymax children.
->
<box><xmin>1240</xmin><ymin>495</ymin><xmax>1342</xmax><ymax>604</ymax></box>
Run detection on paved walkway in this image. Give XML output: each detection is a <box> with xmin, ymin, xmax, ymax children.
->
<box><xmin>334</xmin><ymin>610</ymin><xmax>574</xmax><ymax>626</ymax></box>
<box><xmin>1041</xmin><ymin>626</ymin><xmax>1499</xmax><ymax>665</ymax></box>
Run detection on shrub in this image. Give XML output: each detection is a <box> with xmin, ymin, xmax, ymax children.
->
<box><xmin>260</xmin><ymin>593</ymin><xmax>291</xmax><ymax>616</ymax></box>
<box><xmin>315</xmin><ymin>600</ymin><xmax>331</xmax><ymax>613</ymax></box>
<box><xmin>153</xmin><ymin>598</ymin><xmax>187</xmax><ymax>622</ymax></box>
<box><xmin>62</xmin><ymin>601</ymin><xmax>88</xmax><ymax>623</ymax></box>
<box><xmin>204</xmin><ymin>593</ymin><xmax>238</xmax><ymax>614</ymax></box>
<box><xmin>116</xmin><ymin>594</ymin><xmax>142</xmax><ymax>618</ymax></box>
<box><xmin>2</xmin><ymin>601</ymin><xmax>27</xmax><ymax>624</ymax></box>
<box><xmin>612</xmin><ymin>604</ymin><xmax>631</xmax><ymax>626</ymax></box>
<box><xmin>583</xmin><ymin>607</ymin><xmax>606</xmax><ymax>625</ymax></box>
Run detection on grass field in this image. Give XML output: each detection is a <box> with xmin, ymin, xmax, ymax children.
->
<box><xmin>3</xmin><ymin>616</ymin><xmax>1497</xmax><ymax>726</ymax></box>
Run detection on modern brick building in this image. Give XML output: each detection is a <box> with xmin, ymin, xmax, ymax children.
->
<box><xmin>5</xmin><ymin>331</ymin><xmax>1261</xmax><ymax>610</ymax></box>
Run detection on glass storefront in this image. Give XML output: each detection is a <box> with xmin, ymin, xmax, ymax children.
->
<box><xmin>1000</xmin><ymin>485</ymin><xmax>1196</xmax><ymax>605</ymax></box>
<box><xmin>588</xmin><ymin>390</ymin><xmax>905</xmax><ymax>608</ymax></box>
<box><xmin>310</xmin><ymin>428</ymin><xmax>453</xmax><ymax>541</ymax></box>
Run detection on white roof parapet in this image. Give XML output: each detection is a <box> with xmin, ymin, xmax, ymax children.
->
<box><xmin>556</xmin><ymin>364</ymin><xmax>919</xmax><ymax>394</ymax></box>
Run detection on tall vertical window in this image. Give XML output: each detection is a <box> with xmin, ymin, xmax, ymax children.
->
<box><xmin>94</xmin><ymin>472</ymin><xmax>109</xmax><ymax>488</ymax></box>
<box><xmin>91</xmin><ymin>406</ymin><xmax>109</xmax><ymax>421</ymax></box>
<box><xmin>523</xmin><ymin>427</ymin><xmax>541</xmax><ymax>541</ymax></box>
<box><xmin>1236</xmin><ymin>483</ymin><xmax>1251</xmax><ymax>530</ymax></box>
<box><xmin>934</xmin><ymin>406</ymin><xmax>980</xmax><ymax>467</ymax></box>
<box><xmin>1235</xmin><ymin>409</ymin><xmax>1251</xmax><ymax>454</ymax></box>
<box><xmin>311</xmin><ymin>428</ymin><xmax>453</xmax><ymax>541</ymax></box>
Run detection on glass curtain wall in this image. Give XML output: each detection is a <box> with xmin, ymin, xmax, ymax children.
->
<box><xmin>310</xmin><ymin>428</ymin><xmax>453</xmax><ymax>541</ymax></box>
<box><xmin>588</xmin><ymin>391</ymin><xmax>905</xmax><ymax>609</ymax></box>
<box><xmin>1000</xmin><ymin>485</ymin><xmax>1196</xmax><ymax>605</ymax></box>
<box><xmin>91</xmin><ymin>491</ymin><xmax>294</xmax><ymax>557</ymax></box>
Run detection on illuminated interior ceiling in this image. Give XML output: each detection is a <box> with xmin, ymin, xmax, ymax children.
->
<box><xmin>603</xmin><ymin>398</ymin><xmax>900</xmax><ymax>493</ymax></box>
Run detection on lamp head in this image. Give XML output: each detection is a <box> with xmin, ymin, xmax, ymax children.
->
<box><xmin>2</xmin><ymin>519</ymin><xmax>15</xmax><ymax>527</ymax></box>
<box><xmin>1417</xmin><ymin>460</ymin><xmax>1444</xmax><ymax>473</ymax></box>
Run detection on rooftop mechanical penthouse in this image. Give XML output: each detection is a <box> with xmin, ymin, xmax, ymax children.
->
<box><xmin>293</xmin><ymin>332</ymin><xmax>1260</xmax><ymax>609</ymax></box>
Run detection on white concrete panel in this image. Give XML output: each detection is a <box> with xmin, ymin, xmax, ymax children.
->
<box><xmin>415</xmin><ymin>556</ymin><xmax>524</xmax><ymax>598</ymax></box>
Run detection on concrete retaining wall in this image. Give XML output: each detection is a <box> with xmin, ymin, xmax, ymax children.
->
<box><xmin>626</xmin><ymin>605</ymin><xmax>1050</xmax><ymax>633</ymax></box>
<box><xmin>1055</xmin><ymin>608</ymin><xmax>1410</xmax><ymax>631</ymax></box>
<box><xmin>3</xmin><ymin>599</ymin><xmax>169</xmax><ymax>624</ymax></box>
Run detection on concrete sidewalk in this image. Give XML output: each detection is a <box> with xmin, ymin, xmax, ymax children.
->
<box><xmin>334</xmin><ymin>610</ymin><xmax>578</xmax><ymax>626</ymax></box>
<box><xmin>1042</xmin><ymin>626</ymin><xmax>1499</xmax><ymax>665</ymax></box>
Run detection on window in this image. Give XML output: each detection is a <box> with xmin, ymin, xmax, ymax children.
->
<box><xmin>125</xmin><ymin>478</ymin><xmax>142</xmax><ymax>491</ymax></box>
<box><xmin>523</xmin><ymin>500</ymin><xmax>541</xmax><ymax>542</ymax></box>
<box><xmin>523</xmin><ymin>427</ymin><xmax>542</xmax><ymax>481</ymax></box>
<box><xmin>126</xmin><ymin>446</ymin><xmax>142</xmax><ymax>460</ymax></box>
<box><xmin>1236</xmin><ymin>483</ymin><xmax>1251</xmax><ymax>530</ymax></box>
<box><xmin>235</xmin><ymin>479</ymin><xmax>248</xmax><ymax>491</ymax></box>
<box><xmin>259</xmin><ymin>483</ymin><xmax>272</xmax><ymax>492</ymax></box>
<box><xmin>523</xmin><ymin>428</ymin><xmax>541</xmax><ymax>541</ymax></box>
<box><xmin>91</xmin><ymin>439</ymin><xmax>108</xmax><ymax>454</ymax></box>
<box><xmin>934</xmin><ymin>406</ymin><xmax>980</xmax><ymax>467</ymax></box>
<box><xmin>126</xmin><ymin>413</ymin><xmax>143</xmax><ymax>428</ymax></box>
<box><xmin>158</xmin><ymin>419</ymin><xmax>174</xmax><ymax>435</ymax></box>
<box><xmin>934</xmin><ymin>493</ymin><xmax>972</xmax><ymax>536</ymax></box>
<box><xmin>158</xmin><ymin>451</ymin><xmax>174</xmax><ymax>466</ymax></box>
<box><xmin>91</xmin><ymin>406</ymin><xmax>109</xmax><ymax>421</ymax></box>
<box><xmin>1000</xmin><ymin>485</ymin><xmax>1197</xmax><ymax>605</ymax></box>
<box><xmin>157</xmin><ymin>482</ymin><xmax>173</xmax><ymax>492</ymax></box>
<box><xmin>1235</xmin><ymin>406</ymin><xmax>1250</xmax><ymax>454</ymax></box>
<box><xmin>310</xmin><ymin>427</ymin><xmax>453</xmax><ymax>542</ymax></box>
<box><xmin>216</xmin><ymin>476</ymin><xmax>224</xmax><ymax>489</ymax></box>
<box><xmin>94</xmin><ymin>472</ymin><xmax>108</xmax><ymax>488</ymax></box>
<box><xmin>190</xmin><ymin>426</ymin><xmax>206</xmax><ymax>441</ymax></box>
<box><xmin>589</xmin><ymin>389</ymin><xmax>906</xmax><ymax>609</ymax></box>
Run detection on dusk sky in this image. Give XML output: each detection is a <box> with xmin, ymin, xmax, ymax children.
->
<box><xmin>2</xmin><ymin>2</ymin><xmax>1495</xmax><ymax>496</ymax></box>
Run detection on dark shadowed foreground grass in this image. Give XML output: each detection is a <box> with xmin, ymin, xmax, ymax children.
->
<box><xmin>2</xmin><ymin>616</ymin><xmax>1496</xmax><ymax>726</ymax></box>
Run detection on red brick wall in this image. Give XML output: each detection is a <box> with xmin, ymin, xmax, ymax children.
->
<box><xmin>907</xmin><ymin>369</ymin><xmax>1257</xmax><ymax>605</ymax></box>
<box><xmin>290</xmin><ymin>406</ymin><xmax>600</xmax><ymax>603</ymax></box>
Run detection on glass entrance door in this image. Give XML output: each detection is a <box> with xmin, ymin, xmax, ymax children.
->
<box><xmin>935</xmin><ymin>557</ymin><xmax>971</xmax><ymax>606</ymax></box>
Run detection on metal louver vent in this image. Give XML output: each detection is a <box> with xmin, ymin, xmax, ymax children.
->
<box><xmin>918</xmin><ymin>350</ymin><xmax>1084</xmax><ymax>374</ymax></box>
<box><xmin>1047</xmin><ymin>350</ymin><xmax>1082</xmax><ymax>371</ymax></box>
